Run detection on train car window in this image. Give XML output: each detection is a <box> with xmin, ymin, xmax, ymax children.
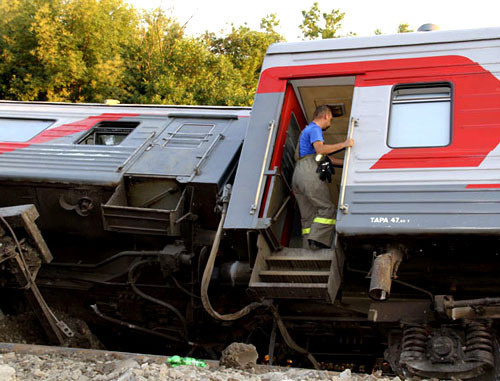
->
<box><xmin>0</xmin><ymin>118</ymin><xmax>54</xmax><ymax>142</ymax></box>
<box><xmin>388</xmin><ymin>84</ymin><xmax>451</xmax><ymax>148</ymax></box>
<box><xmin>77</xmin><ymin>121</ymin><xmax>139</xmax><ymax>145</ymax></box>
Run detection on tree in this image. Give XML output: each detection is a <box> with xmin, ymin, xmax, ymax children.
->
<box><xmin>202</xmin><ymin>14</ymin><xmax>284</xmax><ymax>105</ymax></box>
<box><xmin>0</xmin><ymin>0</ymin><xmax>139</xmax><ymax>102</ymax></box>
<box><xmin>260</xmin><ymin>13</ymin><xmax>280</xmax><ymax>33</ymax></box>
<box><xmin>0</xmin><ymin>1</ymin><xmax>284</xmax><ymax>106</ymax></box>
<box><xmin>299</xmin><ymin>2</ymin><xmax>346</xmax><ymax>40</ymax></box>
<box><xmin>397</xmin><ymin>23</ymin><xmax>414</xmax><ymax>33</ymax></box>
<box><xmin>128</xmin><ymin>8</ymin><xmax>249</xmax><ymax>106</ymax></box>
<box><xmin>374</xmin><ymin>28</ymin><xmax>383</xmax><ymax>35</ymax></box>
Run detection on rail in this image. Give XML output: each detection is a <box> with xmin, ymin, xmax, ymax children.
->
<box><xmin>116</xmin><ymin>131</ymin><xmax>156</xmax><ymax>172</ymax></box>
<box><xmin>339</xmin><ymin>117</ymin><xmax>357</xmax><ymax>214</ymax></box>
<box><xmin>250</xmin><ymin>120</ymin><xmax>275</xmax><ymax>215</ymax></box>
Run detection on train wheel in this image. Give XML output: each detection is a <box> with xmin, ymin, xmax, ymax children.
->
<box><xmin>386</xmin><ymin>324</ymin><xmax>499</xmax><ymax>380</ymax></box>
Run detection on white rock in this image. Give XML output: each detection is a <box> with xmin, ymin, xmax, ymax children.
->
<box><xmin>339</xmin><ymin>369</ymin><xmax>352</xmax><ymax>380</ymax></box>
<box><xmin>0</xmin><ymin>365</ymin><xmax>16</xmax><ymax>381</ymax></box>
<box><xmin>220</xmin><ymin>343</ymin><xmax>258</xmax><ymax>369</ymax></box>
<box><xmin>33</xmin><ymin>368</ymin><xmax>48</xmax><ymax>378</ymax></box>
<box><xmin>113</xmin><ymin>358</ymin><xmax>140</xmax><ymax>374</ymax></box>
<box><xmin>117</xmin><ymin>369</ymin><xmax>136</xmax><ymax>381</ymax></box>
<box><xmin>260</xmin><ymin>372</ymin><xmax>295</xmax><ymax>381</ymax></box>
<box><xmin>1</xmin><ymin>353</ymin><xmax>15</xmax><ymax>361</ymax></box>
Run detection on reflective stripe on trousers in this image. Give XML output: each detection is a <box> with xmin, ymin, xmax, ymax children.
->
<box><xmin>313</xmin><ymin>217</ymin><xmax>336</xmax><ymax>225</ymax></box>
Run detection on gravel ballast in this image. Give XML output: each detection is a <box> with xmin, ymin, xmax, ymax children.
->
<box><xmin>0</xmin><ymin>343</ymin><xmax>403</xmax><ymax>381</ymax></box>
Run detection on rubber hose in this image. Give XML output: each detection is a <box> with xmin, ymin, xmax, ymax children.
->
<box><xmin>269</xmin><ymin>305</ymin><xmax>320</xmax><ymax>370</ymax></box>
<box><xmin>200</xmin><ymin>205</ymin><xmax>262</xmax><ymax>321</ymax></box>
<box><xmin>128</xmin><ymin>259</ymin><xmax>189</xmax><ymax>340</ymax></box>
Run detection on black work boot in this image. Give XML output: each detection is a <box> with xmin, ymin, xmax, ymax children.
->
<box><xmin>308</xmin><ymin>239</ymin><xmax>329</xmax><ymax>250</ymax></box>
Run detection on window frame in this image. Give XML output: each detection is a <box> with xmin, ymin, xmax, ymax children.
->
<box><xmin>387</xmin><ymin>82</ymin><xmax>454</xmax><ymax>149</ymax></box>
<box><xmin>0</xmin><ymin>117</ymin><xmax>55</xmax><ymax>142</ymax></box>
<box><xmin>76</xmin><ymin>121</ymin><xmax>139</xmax><ymax>146</ymax></box>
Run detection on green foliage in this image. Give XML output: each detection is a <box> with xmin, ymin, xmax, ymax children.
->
<box><xmin>397</xmin><ymin>23</ymin><xmax>414</xmax><ymax>33</ymax></box>
<box><xmin>299</xmin><ymin>2</ymin><xmax>346</xmax><ymax>40</ymax></box>
<box><xmin>129</xmin><ymin>8</ymin><xmax>247</xmax><ymax>105</ymax></box>
<box><xmin>374</xmin><ymin>28</ymin><xmax>383</xmax><ymax>35</ymax></box>
<box><xmin>260</xmin><ymin>13</ymin><xmax>280</xmax><ymax>33</ymax></box>
<box><xmin>0</xmin><ymin>0</ymin><xmax>138</xmax><ymax>102</ymax></box>
<box><xmin>0</xmin><ymin>0</ymin><xmax>284</xmax><ymax>106</ymax></box>
<box><xmin>202</xmin><ymin>14</ymin><xmax>284</xmax><ymax>104</ymax></box>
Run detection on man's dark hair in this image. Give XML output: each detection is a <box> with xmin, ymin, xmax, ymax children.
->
<box><xmin>312</xmin><ymin>105</ymin><xmax>332</xmax><ymax>120</ymax></box>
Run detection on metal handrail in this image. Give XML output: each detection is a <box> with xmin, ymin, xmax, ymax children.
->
<box><xmin>339</xmin><ymin>117</ymin><xmax>357</xmax><ymax>214</ymax></box>
<box><xmin>250</xmin><ymin>120</ymin><xmax>275</xmax><ymax>215</ymax></box>
<box><xmin>116</xmin><ymin>131</ymin><xmax>156</xmax><ymax>172</ymax></box>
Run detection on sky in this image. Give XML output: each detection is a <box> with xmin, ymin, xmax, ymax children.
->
<box><xmin>129</xmin><ymin>0</ymin><xmax>500</xmax><ymax>41</ymax></box>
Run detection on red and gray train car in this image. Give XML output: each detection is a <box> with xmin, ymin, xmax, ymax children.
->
<box><xmin>1</xmin><ymin>27</ymin><xmax>500</xmax><ymax>379</ymax></box>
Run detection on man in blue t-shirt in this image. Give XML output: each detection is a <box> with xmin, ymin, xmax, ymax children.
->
<box><xmin>292</xmin><ymin>105</ymin><xmax>354</xmax><ymax>249</ymax></box>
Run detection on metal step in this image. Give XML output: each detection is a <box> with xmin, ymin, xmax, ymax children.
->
<box><xmin>249</xmin><ymin>239</ymin><xmax>339</xmax><ymax>299</ymax></box>
<box><xmin>250</xmin><ymin>281</ymin><xmax>329</xmax><ymax>299</ymax></box>
<box><xmin>265</xmin><ymin>248</ymin><xmax>332</xmax><ymax>270</ymax></box>
<box><xmin>265</xmin><ymin>256</ymin><xmax>331</xmax><ymax>270</ymax></box>
<box><xmin>259</xmin><ymin>270</ymin><xmax>330</xmax><ymax>283</ymax></box>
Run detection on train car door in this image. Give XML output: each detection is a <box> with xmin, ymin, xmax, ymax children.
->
<box><xmin>258</xmin><ymin>76</ymin><xmax>355</xmax><ymax>249</ymax></box>
<box><xmin>285</xmin><ymin>76</ymin><xmax>355</xmax><ymax>248</ymax></box>
<box><xmin>257</xmin><ymin>84</ymin><xmax>307</xmax><ymax>250</ymax></box>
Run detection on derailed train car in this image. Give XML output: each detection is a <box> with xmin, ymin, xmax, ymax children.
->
<box><xmin>0</xmin><ymin>104</ymin><xmax>254</xmax><ymax>352</ymax></box>
<box><xmin>2</xmin><ymin>27</ymin><xmax>500</xmax><ymax>379</ymax></box>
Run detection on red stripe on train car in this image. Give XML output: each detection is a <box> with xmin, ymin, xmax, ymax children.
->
<box><xmin>466</xmin><ymin>184</ymin><xmax>500</xmax><ymax>189</ymax></box>
<box><xmin>0</xmin><ymin>113</ymin><xmax>139</xmax><ymax>155</ymax></box>
<box><xmin>257</xmin><ymin>56</ymin><xmax>500</xmax><ymax>170</ymax></box>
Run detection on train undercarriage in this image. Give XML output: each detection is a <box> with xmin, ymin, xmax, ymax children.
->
<box><xmin>2</xmin><ymin>201</ymin><xmax>500</xmax><ymax>380</ymax></box>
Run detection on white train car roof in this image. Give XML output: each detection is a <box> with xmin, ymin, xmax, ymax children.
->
<box><xmin>266</xmin><ymin>27</ymin><xmax>500</xmax><ymax>56</ymax></box>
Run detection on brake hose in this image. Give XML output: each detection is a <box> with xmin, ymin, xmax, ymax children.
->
<box><xmin>200</xmin><ymin>185</ymin><xmax>263</xmax><ymax>321</ymax></box>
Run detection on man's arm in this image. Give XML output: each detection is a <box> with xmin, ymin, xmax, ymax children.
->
<box><xmin>313</xmin><ymin>138</ymin><xmax>354</xmax><ymax>155</ymax></box>
<box><xmin>328</xmin><ymin>157</ymin><xmax>345</xmax><ymax>166</ymax></box>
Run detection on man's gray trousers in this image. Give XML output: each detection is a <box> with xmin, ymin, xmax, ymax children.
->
<box><xmin>292</xmin><ymin>155</ymin><xmax>336</xmax><ymax>247</ymax></box>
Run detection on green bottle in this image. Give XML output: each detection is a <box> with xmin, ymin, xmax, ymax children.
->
<box><xmin>168</xmin><ymin>355</ymin><xmax>207</xmax><ymax>368</ymax></box>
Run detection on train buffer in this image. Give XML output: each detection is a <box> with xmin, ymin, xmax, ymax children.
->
<box><xmin>249</xmin><ymin>237</ymin><xmax>344</xmax><ymax>302</ymax></box>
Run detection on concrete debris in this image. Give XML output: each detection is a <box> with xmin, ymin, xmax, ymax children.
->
<box><xmin>220</xmin><ymin>342</ymin><xmax>258</xmax><ymax>369</ymax></box>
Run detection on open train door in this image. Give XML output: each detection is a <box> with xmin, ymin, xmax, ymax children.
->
<box><xmin>249</xmin><ymin>79</ymin><xmax>354</xmax><ymax>302</ymax></box>
<box><xmin>255</xmin><ymin>84</ymin><xmax>307</xmax><ymax>251</ymax></box>
<box><xmin>286</xmin><ymin>76</ymin><xmax>357</xmax><ymax>240</ymax></box>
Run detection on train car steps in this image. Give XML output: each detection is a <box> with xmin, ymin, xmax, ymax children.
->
<box><xmin>249</xmin><ymin>239</ymin><xmax>344</xmax><ymax>303</ymax></box>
